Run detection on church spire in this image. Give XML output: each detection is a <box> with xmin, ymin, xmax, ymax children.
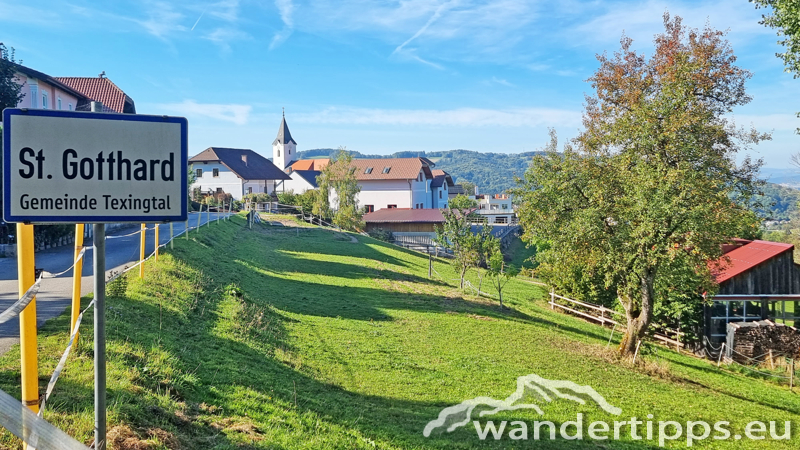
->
<box><xmin>273</xmin><ymin>110</ymin><xmax>296</xmax><ymax>146</ymax></box>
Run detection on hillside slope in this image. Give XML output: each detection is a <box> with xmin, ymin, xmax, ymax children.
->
<box><xmin>0</xmin><ymin>215</ymin><xmax>797</xmax><ymax>449</ymax></box>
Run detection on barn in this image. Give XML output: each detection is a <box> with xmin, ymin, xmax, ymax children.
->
<box><xmin>705</xmin><ymin>240</ymin><xmax>800</xmax><ymax>343</ymax></box>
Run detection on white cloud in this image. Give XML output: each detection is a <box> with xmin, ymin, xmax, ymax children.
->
<box><xmin>392</xmin><ymin>0</ymin><xmax>459</xmax><ymax>55</ymax></box>
<box><xmin>294</xmin><ymin>106</ymin><xmax>582</xmax><ymax>128</ymax></box>
<box><xmin>491</xmin><ymin>76</ymin><xmax>514</xmax><ymax>87</ymax></box>
<box><xmin>155</xmin><ymin>100</ymin><xmax>252</xmax><ymax>125</ymax></box>
<box><xmin>270</xmin><ymin>0</ymin><xmax>294</xmax><ymax>49</ymax></box>
<box><xmin>134</xmin><ymin>1</ymin><xmax>188</xmax><ymax>39</ymax></box>
<box><xmin>204</xmin><ymin>27</ymin><xmax>251</xmax><ymax>51</ymax></box>
<box><xmin>572</xmin><ymin>0</ymin><xmax>771</xmax><ymax>48</ymax></box>
<box><xmin>208</xmin><ymin>0</ymin><xmax>240</xmax><ymax>22</ymax></box>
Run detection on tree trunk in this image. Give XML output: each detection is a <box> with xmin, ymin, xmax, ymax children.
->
<box><xmin>619</xmin><ymin>270</ymin><xmax>656</xmax><ymax>357</ymax></box>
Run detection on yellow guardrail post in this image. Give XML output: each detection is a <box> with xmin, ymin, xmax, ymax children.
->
<box><xmin>139</xmin><ymin>223</ymin><xmax>146</xmax><ymax>279</ymax></box>
<box><xmin>70</xmin><ymin>224</ymin><xmax>85</xmax><ymax>343</ymax></box>
<box><xmin>16</xmin><ymin>224</ymin><xmax>39</xmax><ymax>417</ymax></box>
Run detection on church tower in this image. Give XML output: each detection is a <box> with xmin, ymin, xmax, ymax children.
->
<box><xmin>272</xmin><ymin>109</ymin><xmax>297</xmax><ymax>171</ymax></box>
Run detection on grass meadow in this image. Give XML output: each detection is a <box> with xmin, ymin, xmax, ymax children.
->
<box><xmin>0</xmin><ymin>214</ymin><xmax>797</xmax><ymax>449</ymax></box>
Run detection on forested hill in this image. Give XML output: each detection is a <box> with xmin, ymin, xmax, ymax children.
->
<box><xmin>296</xmin><ymin>148</ymin><xmax>540</xmax><ymax>194</ymax></box>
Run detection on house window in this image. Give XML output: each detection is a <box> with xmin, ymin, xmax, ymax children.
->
<box><xmin>439</xmin><ymin>190</ymin><xmax>442</xmax><ymax>199</ymax></box>
<box><xmin>382</xmin><ymin>167</ymin><xmax>391</xmax><ymax>174</ymax></box>
<box><xmin>277</xmin><ymin>149</ymin><xmax>281</xmax><ymax>157</ymax></box>
<box><xmin>216</xmin><ymin>188</ymin><xmax>223</xmax><ymax>194</ymax></box>
<box><xmin>196</xmin><ymin>168</ymin><xmax>203</xmax><ymax>178</ymax></box>
<box><xmin>388</xmin><ymin>204</ymin><xmax>397</xmax><ymax>209</ymax></box>
<box><xmin>30</xmin><ymin>85</ymin><xmax>38</xmax><ymax>108</ymax></box>
<box><xmin>502</xmin><ymin>203</ymin><xmax>508</xmax><ymax>209</ymax></box>
<box><xmin>41</xmin><ymin>91</ymin><xmax>48</xmax><ymax>109</ymax></box>
<box><xmin>365</xmin><ymin>205</ymin><xmax>374</xmax><ymax>213</ymax></box>
<box><xmin>57</xmin><ymin>98</ymin><xmax>62</xmax><ymax>110</ymax></box>
<box><xmin>68</xmin><ymin>103</ymin><xmax>73</xmax><ymax>111</ymax></box>
<box><xmin>248</xmin><ymin>187</ymin><xmax>253</xmax><ymax>194</ymax></box>
<box><xmin>365</xmin><ymin>167</ymin><xmax>373</xmax><ymax>174</ymax></box>
<box><xmin>213</xmin><ymin>168</ymin><xmax>220</xmax><ymax>177</ymax></box>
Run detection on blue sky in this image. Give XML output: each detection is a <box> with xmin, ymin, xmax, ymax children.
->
<box><xmin>2</xmin><ymin>0</ymin><xmax>798</xmax><ymax>169</ymax></box>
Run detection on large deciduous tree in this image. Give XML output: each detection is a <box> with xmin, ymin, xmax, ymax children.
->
<box><xmin>513</xmin><ymin>14</ymin><xmax>767</xmax><ymax>356</ymax></box>
<box><xmin>752</xmin><ymin>0</ymin><xmax>800</xmax><ymax>77</ymax></box>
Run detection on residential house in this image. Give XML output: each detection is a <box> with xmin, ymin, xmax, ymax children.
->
<box><xmin>271</xmin><ymin>114</ymin><xmax>454</xmax><ymax>209</ymax></box>
<box><xmin>54</xmin><ymin>72</ymin><xmax>136</xmax><ymax>113</ymax></box>
<box><xmin>190</xmin><ymin>147</ymin><xmax>290</xmax><ymax>200</ymax></box>
<box><xmin>3</xmin><ymin>63</ymin><xmax>85</xmax><ymax>115</ymax></box>
<box><xmin>2</xmin><ymin>63</ymin><xmax>135</xmax><ymax>116</ymax></box>
<box><xmin>430</xmin><ymin>169</ymin><xmax>452</xmax><ymax>209</ymax></box>
<box><xmin>474</xmin><ymin>194</ymin><xmax>515</xmax><ymax>224</ymax></box>
<box><xmin>448</xmin><ymin>184</ymin><xmax>467</xmax><ymax>199</ymax></box>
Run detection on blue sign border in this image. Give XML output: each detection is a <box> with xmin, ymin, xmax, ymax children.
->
<box><xmin>3</xmin><ymin>108</ymin><xmax>188</xmax><ymax>224</ymax></box>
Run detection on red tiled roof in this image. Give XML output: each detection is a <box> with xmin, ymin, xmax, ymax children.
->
<box><xmin>290</xmin><ymin>159</ymin><xmax>329</xmax><ymax>171</ymax></box>
<box><xmin>352</xmin><ymin>158</ymin><xmax>433</xmax><ymax>181</ymax></box>
<box><xmin>710</xmin><ymin>240</ymin><xmax>794</xmax><ymax>284</ymax></box>
<box><xmin>53</xmin><ymin>77</ymin><xmax>135</xmax><ymax>113</ymax></box>
<box><xmin>363</xmin><ymin>208</ymin><xmax>444</xmax><ymax>223</ymax></box>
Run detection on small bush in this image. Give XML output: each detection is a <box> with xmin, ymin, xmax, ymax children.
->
<box><xmin>106</xmin><ymin>271</ymin><xmax>129</xmax><ymax>297</ymax></box>
<box><xmin>367</xmin><ymin>228</ymin><xmax>393</xmax><ymax>242</ymax></box>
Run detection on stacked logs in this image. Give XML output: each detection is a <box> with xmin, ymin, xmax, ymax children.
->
<box><xmin>727</xmin><ymin>320</ymin><xmax>800</xmax><ymax>364</ymax></box>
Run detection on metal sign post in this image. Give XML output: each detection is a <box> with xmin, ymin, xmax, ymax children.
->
<box><xmin>2</xmin><ymin>106</ymin><xmax>187</xmax><ymax>450</ymax></box>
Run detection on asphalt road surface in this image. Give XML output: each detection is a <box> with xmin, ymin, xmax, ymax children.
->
<box><xmin>0</xmin><ymin>211</ymin><xmax>229</xmax><ymax>354</ymax></box>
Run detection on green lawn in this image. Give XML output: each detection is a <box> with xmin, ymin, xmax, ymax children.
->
<box><xmin>505</xmin><ymin>236</ymin><xmax>537</xmax><ymax>270</ymax></box>
<box><xmin>0</xmin><ymin>214</ymin><xmax>798</xmax><ymax>449</ymax></box>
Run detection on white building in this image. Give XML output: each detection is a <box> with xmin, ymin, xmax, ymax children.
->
<box><xmin>189</xmin><ymin>147</ymin><xmax>290</xmax><ymax>200</ymax></box>
<box><xmin>474</xmin><ymin>194</ymin><xmax>515</xmax><ymax>224</ymax></box>
<box><xmin>272</xmin><ymin>114</ymin><xmax>454</xmax><ymax>209</ymax></box>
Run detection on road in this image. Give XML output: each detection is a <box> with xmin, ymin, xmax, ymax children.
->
<box><xmin>0</xmin><ymin>211</ymin><xmax>229</xmax><ymax>354</ymax></box>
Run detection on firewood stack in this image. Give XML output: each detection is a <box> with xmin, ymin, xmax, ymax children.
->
<box><xmin>727</xmin><ymin>320</ymin><xmax>800</xmax><ymax>364</ymax></box>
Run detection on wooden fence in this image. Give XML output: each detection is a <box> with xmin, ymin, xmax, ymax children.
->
<box><xmin>548</xmin><ymin>292</ymin><xmax>685</xmax><ymax>350</ymax></box>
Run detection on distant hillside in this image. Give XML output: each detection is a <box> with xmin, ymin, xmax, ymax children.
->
<box><xmin>297</xmin><ymin>148</ymin><xmax>539</xmax><ymax>194</ymax></box>
<box><xmin>758</xmin><ymin>182</ymin><xmax>800</xmax><ymax>220</ymax></box>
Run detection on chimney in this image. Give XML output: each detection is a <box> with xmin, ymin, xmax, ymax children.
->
<box><xmin>242</xmin><ymin>154</ymin><xmax>248</xmax><ymax>165</ymax></box>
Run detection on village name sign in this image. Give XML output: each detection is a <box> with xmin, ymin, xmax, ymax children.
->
<box><xmin>3</xmin><ymin>109</ymin><xmax>188</xmax><ymax>223</ymax></box>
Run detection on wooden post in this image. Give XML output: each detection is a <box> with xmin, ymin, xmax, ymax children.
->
<box><xmin>428</xmin><ymin>251</ymin><xmax>432</xmax><ymax>278</ymax></box>
<box><xmin>607</xmin><ymin>324</ymin><xmax>617</xmax><ymax>347</ymax></box>
<box><xmin>550</xmin><ymin>291</ymin><xmax>555</xmax><ymax>309</ymax></box>
<box><xmin>769</xmin><ymin>349</ymin><xmax>775</xmax><ymax>370</ymax></box>
<box><xmin>717</xmin><ymin>343</ymin><xmax>725</xmax><ymax>368</ymax></box>
<box><xmin>633</xmin><ymin>340</ymin><xmax>642</xmax><ymax>364</ymax></box>
<box><xmin>170</xmin><ymin>223</ymin><xmax>174</xmax><ymax>250</ymax></box>
<box><xmin>791</xmin><ymin>359</ymin><xmax>795</xmax><ymax>392</ymax></box>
